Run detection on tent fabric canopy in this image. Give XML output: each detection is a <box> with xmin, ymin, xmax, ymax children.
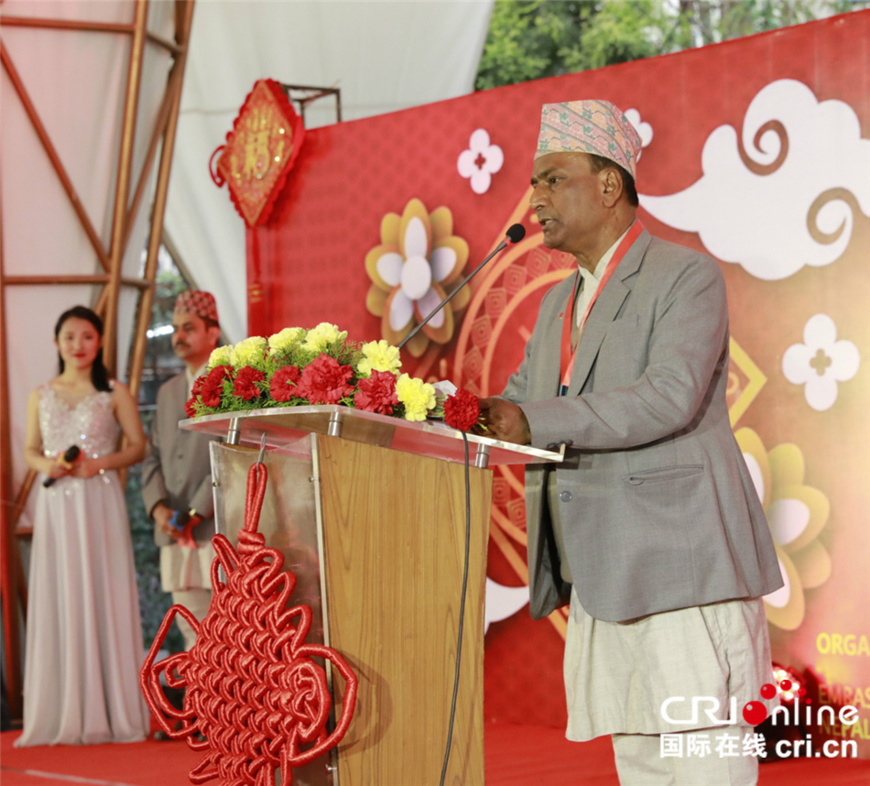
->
<box><xmin>167</xmin><ymin>0</ymin><xmax>496</xmax><ymax>344</ymax></box>
<box><xmin>1</xmin><ymin>0</ymin><xmax>494</xmax><ymax>501</ymax></box>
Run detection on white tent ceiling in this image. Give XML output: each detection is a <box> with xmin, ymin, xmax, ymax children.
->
<box><xmin>167</xmin><ymin>0</ymin><xmax>495</xmax><ymax>343</ymax></box>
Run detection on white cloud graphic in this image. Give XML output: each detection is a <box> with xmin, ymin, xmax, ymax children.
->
<box><xmin>640</xmin><ymin>79</ymin><xmax>870</xmax><ymax>280</ymax></box>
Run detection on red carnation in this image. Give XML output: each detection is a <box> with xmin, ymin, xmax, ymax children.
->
<box><xmin>233</xmin><ymin>365</ymin><xmax>265</xmax><ymax>401</ymax></box>
<box><xmin>443</xmin><ymin>388</ymin><xmax>481</xmax><ymax>431</ymax></box>
<box><xmin>200</xmin><ymin>365</ymin><xmax>233</xmax><ymax>407</ymax></box>
<box><xmin>296</xmin><ymin>354</ymin><xmax>355</xmax><ymax>405</ymax></box>
<box><xmin>269</xmin><ymin>365</ymin><xmax>302</xmax><ymax>403</ymax></box>
<box><xmin>184</xmin><ymin>395</ymin><xmax>198</xmax><ymax>418</ymax></box>
<box><xmin>354</xmin><ymin>369</ymin><xmax>399</xmax><ymax>415</ymax></box>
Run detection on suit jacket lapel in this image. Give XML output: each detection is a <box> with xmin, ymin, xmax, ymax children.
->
<box><xmin>565</xmin><ymin>229</ymin><xmax>652</xmax><ymax>397</ymax></box>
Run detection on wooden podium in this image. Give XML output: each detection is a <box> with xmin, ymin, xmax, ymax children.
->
<box><xmin>182</xmin><ymin>407</ymin><xmax>562</xmax><ymax>786</ymax></box>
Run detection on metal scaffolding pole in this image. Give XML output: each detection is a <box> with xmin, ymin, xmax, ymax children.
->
<box><xmin>0</xmin><ymin>0</ymin><xmax>197</xmax><ymax>720</ymax></box>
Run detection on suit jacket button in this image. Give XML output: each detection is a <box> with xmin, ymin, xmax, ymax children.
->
<box><xmin>559</xmin><ymin>491</ymin><xmax>572</xmax><ymax>502</ymax></box>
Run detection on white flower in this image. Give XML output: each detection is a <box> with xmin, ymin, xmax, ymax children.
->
<box><xmin>208</xmin><ymin>345</ymin><xmax>233</xmax><ymax>368</ymax></box>
<box><xmin>268</xmin><ymin>327</ymin><xmax>304</xmax><ymax>352</ymax></box>
<box><xmin>303</xmin><ymin>322</ymin><xmax>347</xmax><ymax>352</ymax></box>
<box><xmin>782</xmin><ymin>314</ymin><xmax>859</xmax><ymax>411</ymax></box>
<box><xmin>457</xmin><ymin>129</ymin><xmax>504</xmax><ymax>195</ymax></box>
<box><xmin>365</xmin><ymin>199</ymin><xmax>468</xmax><ymax>356</ymax></box>
<box><xmin>484</xmin><ymin>578</ymin><xmax>529</xmax><ymax>634</ymax></box>
<box><xmin>395</xmin><ymin>373</ymin><xmax>436</xmax><ymax>421</ymax></box>
<box><xmin>624</xmin><ymin>108</ymin><xmax>652</xmax><ymax>166</ymax></box>
<box><xmin>230</xmin><ymin>336</ymin><xmax>268</xmax><ymax>369</ymax></box>
<box><xmin>358</xmin><ymin>340</ymin><xmax>401</xmax><ymax>376</ymax></box>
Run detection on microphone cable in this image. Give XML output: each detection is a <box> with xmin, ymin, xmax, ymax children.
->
<box><xmin>439</xmin><ymin>431</ymin><xmax>472</xmax><ymax>786</ymax></box>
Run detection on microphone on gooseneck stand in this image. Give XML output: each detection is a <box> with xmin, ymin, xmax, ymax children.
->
<box><xmin>43</xmin><ymin>445</ymin><xmax>81</xmax><ymax>487</ymax></box>
<box><xmin>397</xmin><ymin>223</ymin><xmax>526</xmax><ymax>351</ymax></box>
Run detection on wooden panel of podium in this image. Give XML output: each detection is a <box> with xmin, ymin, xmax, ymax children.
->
<box><xmin>184</xmin><ymin>407</ymin><xmax>562</xmax><ymax>785</ymax></box>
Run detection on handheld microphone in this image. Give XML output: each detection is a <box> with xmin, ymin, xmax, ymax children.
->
<box><xmin>169</xmin><ymin>508</ymin><xmax>202</xmax><ymax>549</ymax></box>
<box><xmin>398</xmin><ymin>223</ymin><xmax>526</xmax><ymax>351</ymax></box>
<box><xmin>43</xmin><ymin>445</ymin><xmax>81</xmax><ymax>487</ymax></box>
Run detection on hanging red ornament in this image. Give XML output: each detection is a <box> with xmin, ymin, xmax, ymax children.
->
<box><xmin>141</xmin><ymin>460</ymin><xmax>357</xmax><ymax>785</ymax></box>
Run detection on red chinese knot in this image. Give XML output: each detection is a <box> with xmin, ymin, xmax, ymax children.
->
<box><xmin>140</xmin><ymin>462</ymin><xmax>358</xmax><ymax>785</ymax></box>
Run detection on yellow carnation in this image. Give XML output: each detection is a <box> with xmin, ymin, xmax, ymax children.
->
<box><xmin>268</xmin><ymin>327</ymin><xmax>305</xmax><ymax>352</ymax></box>
<box><xmin>230</xmin><ymin>336</ymin><xmax>268</xmax><ymax>369</ymax></box>
<box><xmin>396</xmin><ymin>373</ymin><xmax>436</xmax><ymax>421</ymax></box>
<box><xmin>208</xmin><ymin>344</ymin><xmax>233</xmax><ymax>368</ymax></box>
<box><xmin>358</xmin><ymin>340</ymin><xmax>402</xmax><ymax>376</ymax></box>
<box><xmin>303</xmin><ymin>322</ymin><xmax>347</xmax><ymax>352</ymax></box>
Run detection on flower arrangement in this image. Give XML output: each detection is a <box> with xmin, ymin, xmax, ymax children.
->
<box><xmin>185</xmin><ymin>323</ymin><xmax>481</xmax><ymax>431</ymax></box>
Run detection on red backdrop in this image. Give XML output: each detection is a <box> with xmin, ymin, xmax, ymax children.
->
<box><xmin>230</xmin><ymin>12</ymin><xmax>870</xmax><ymax>752</ymax></box>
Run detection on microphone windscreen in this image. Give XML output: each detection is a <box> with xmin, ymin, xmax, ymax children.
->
<box><xmin>506</xmin><ymin>224</ymin><xmax>526</xmax><ymax>244</ymax></box>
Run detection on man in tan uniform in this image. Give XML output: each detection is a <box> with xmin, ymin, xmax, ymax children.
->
<box><xmin>142</xmin><ymin>291</ymin><xmax>221</xmax><ymax>651</ymax></box>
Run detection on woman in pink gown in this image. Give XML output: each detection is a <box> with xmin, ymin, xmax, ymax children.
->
<box><xmin>16</xmin><ymin>306</ymin><xmax>150</xmax><ymax>746</ymax></box>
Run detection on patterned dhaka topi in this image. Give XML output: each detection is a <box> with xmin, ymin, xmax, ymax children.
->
<box><xmin>174</xmin><ymin>290</ymin><xmax>219</xmax><ymax>326</ymax></box>
<box><xmin>535</xmin><ymin>99</ymin><xmax>641</xmax><ymax>179</ymax></box>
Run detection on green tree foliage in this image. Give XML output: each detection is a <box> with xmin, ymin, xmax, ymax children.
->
<box><xmin>475</xmin><ymin>1</ymin><xmax>596</xmax><ymax>89</ymax></box>
<box><xmin>565</xmin><ymin>0</ymin><xmax>675</xmax><ymax>70</ymax></box>
<box><xmin>475</xmin><ymin>0</ymin><xmax>863</xmax><ymax>90</ymax></box>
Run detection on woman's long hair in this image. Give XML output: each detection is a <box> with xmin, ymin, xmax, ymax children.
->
<box><xmin>55</xmin><ymin>306</ymin><xmax>112</xmax><ymax>392</ymax></box>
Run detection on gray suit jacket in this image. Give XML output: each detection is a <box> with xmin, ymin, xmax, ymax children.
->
<box><xmin>502</xmin><ymin>228</ymin><xmax>782</xmax><ymax>623</ymax></box>
<box><xmin>141</xmin><ymin>372</ymin><xmax>217</xmax><ymax>547</ymax></box>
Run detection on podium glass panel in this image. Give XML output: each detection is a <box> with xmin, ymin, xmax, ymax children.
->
<box><xmin>187</xmin><ymin>405</ymin><xmax>564</xmax><ymax>468</ymax></box>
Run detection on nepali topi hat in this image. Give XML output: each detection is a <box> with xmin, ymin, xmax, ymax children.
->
<box><xmin>535</xmin><ymin>99</ymin><xmax>641</xmax><ymax>180</ymax></box>
<box><xmin>174</xmin><ymin>290</ymin><xmax>219</xmax><ymax>326</ymax></box>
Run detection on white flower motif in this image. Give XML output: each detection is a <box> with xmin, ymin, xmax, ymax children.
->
<box><xmin>624</xmin><ymin>108</ymin><xmax>653</xmax><ymax>153</ymax></box>
<box><xmin>379</xmin><ymin>216</ymin><xmax>446</xmax><ymax>330</ymax></box>
<box><xmin>365</xmin><ymin>199</ymin><xmax>469</xmax><ymax>357</ymax></box>
<box><xmin>782</xmin><ymin>314</ymin><xmax>859</xmax><ymax>411</ymax></box>
<box><xmin>765</xmin><ymin>557</ymin><xmax>791</xmax><ymax>609</ymax></box>
<box><xmin>484</xmin><ymin>578</ymin><xmax>529</xmax><ymax>635</ymax></box>
<box><xmin>457</xmin><ymin>129</ymin><xmax>504</xmax><ymax>194</ymax></box>
<box><xmin>737</xmin><ymin>429</ymin><xmax>831</xmax><ymax>631</ymax></box>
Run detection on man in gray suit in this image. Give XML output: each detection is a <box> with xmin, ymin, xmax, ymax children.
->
<box><xmin>480</xmin><ymin>100</ymin><xmax>783</xmax><ymax>784</ymax></box>
<box><xmin>142</xmin><ymin>291</ymin><xmax>221</xmax><ymax>652</ymax></box>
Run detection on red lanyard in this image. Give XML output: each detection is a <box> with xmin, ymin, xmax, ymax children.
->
<box><xmin>559</xmin><ymin>221</ymin><xmax>643</xmax><ymax>390</ymax></box>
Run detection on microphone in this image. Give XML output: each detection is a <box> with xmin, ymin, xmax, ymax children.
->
<box><xmin>43</xmin><ymin>445</ymin><xmax>81</xmax><ymax>487</ymax></box>
<box><xmin>169</xmin><ymin>508</ymin><xmax>202</xmax><ymax>549</ymax></box>
<box><xmin>398</xmin><ymin>223</ymin><xmax>526</xmax><ymax>350</ymax></box>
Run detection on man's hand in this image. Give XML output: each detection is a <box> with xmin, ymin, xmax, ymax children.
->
<box><xmin>152</xmin><ymin>502</ymin><xmax>177</xmax><ymax>538</ymax></box>
<box><xmin>478</xmin><ymin>397</ymin><xmax>531</xmax><ymax>445</ymax></box>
